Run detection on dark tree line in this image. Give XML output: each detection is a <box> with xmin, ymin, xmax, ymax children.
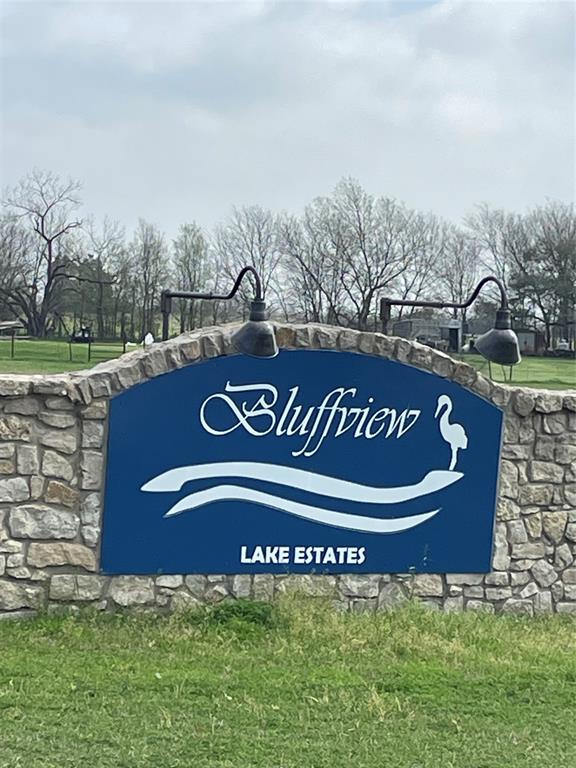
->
<box><xmin>1</xmin><ymin>170</ymin><xmax>574</xmax><ymax>346</ymax></box>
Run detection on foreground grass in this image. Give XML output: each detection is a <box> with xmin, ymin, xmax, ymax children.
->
<box><xmin>0</xmin><ymin>600</ymin><xmax>575</xmax><ymax>768</ymax></box>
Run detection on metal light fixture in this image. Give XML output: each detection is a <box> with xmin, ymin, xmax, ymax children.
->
<box><xmin>160</xmin><ymin>266</ymin><xmax>278</xmax><ymax>358</ymax></box>
<box><xmin>474</xmin><ymin>307</ymin><xmax>520</xmax><ymax>366</ymax></box>
<box><xmin>380</xmin><ymin>275</ymin><xmax>521</xmax><ymax>370</ymax></box>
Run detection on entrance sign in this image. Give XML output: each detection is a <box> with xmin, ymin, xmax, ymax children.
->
<box><xmin>100</xmin><ymin>350</ymin><xmax>503</xmax><ymax>574</ymax></box>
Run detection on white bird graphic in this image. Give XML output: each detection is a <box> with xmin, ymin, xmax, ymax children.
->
<box><xmin>435</xmin><ymin>395</ymin><xmax>468</xmax><ymax>471</ymax></box>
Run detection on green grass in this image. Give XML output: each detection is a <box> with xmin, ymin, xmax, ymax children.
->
<box><xmin>463</xmin><ymin>354</ymin><xmax>575</xmax><ymax>390</ymax></box>
<box><xmin>0</xmin><ymin>338</ymin><xmax>125</xmax><ymax>374</ymax></box>
<box><xmin>0</xmin><ymin>339</ymin><xmax>574</xmax><ymax>390</ymax></box>
<box><xmin>0</xmin><ymin>599</ymin><xmax>575</xmax><ymax>768</ymax></box>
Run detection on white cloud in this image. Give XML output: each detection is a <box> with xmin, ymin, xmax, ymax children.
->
<box><xmin>43</xmin><ymin>1</ymin><xmax>275</xmax><ymax>72</ymax></box>
<box><xmin>1</xmin><ymin>0</ymin><xmax>573</xmax><ymax>234</ymax></box>
<box><xmin>433</xmin><ymin>93</ymin><xmax>506</xmax><ymax>137</ymax></box>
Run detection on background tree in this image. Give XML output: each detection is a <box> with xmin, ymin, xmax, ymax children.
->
<box><xmin>393</xmin><ymin>212</ymin><xmax>443</xmax><ymax>316</ymax></box>
<box><xmin>433</xmin><ymin>224</ymin><xmax>481</xmax><ymax>322</ymax></box>
<box><xmin>1</xmin><ymin>169</ymin><xmax>82</xmax><ymax>336</ymax></box>
<box><xmin>82</xmin><ymin>217</ymin><xmax>125</xmax><ymax>338</ymax></box>
<box><xmin>519</xmin><ymin>202</ymin><xmax>575</xmax><ymax>344</ymax></box>
<box><xmin>298</xmin><ymin>179</ymin><xmax>438</xmax><ymax>330</ymax></box>
<box><xmin>278</xmin><ymin>208</ymin><xmax>348</xmax><ymax>325</ymax></box>
<box><xmin>0</xmin><ymin>213</ymin><xmax>35</xmax><ymax>321</ymax></box>
<box><xmin>109</xmin><ymin>248</ymin><xmax>138</xmax><ymax>341</ymax></box>
<box><xmin>339</xmin><ymin>179</ymin><xmax>408</xmax><ymax>329</ymax></box>
<box><xmin>468</xmin><ymin>201</ymin><xmax>575</xmax><ymax>346</ymax></box>
<box><xmin>130</xmin><ymin>220</ymin><xmax>170</xmax><ymax>340</ymax></box>
<box><xmin>173</xmin><ymin>223</ymin><xmax>211</xmax><ymax>332</ymax></box>
<box><xmin>214</xmin><ymin>206</ymin><xmax>283</xmax><ymax>319</ymax></box>
<box><xmin>466</xmin><ymin>203</ymin><xmax>517</xmax><ymax>289</ymax></box>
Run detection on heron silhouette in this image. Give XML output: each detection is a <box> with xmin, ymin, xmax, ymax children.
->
<box><xmin>435</xmin><ymin>395</ymin><xmax>468</xmax><ymax>471</ymax></box>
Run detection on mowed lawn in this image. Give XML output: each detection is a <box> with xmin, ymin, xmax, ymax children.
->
<box><xmin>0</xmin><ymin>338</ymin><xmax>125</xmax><ymax>374</ymax></box>
<box><xmin>0</xmin><ymin>601</ymin><xmax>575</xmax><ymax>768</ymax></box>
<box><xmin>0</xmin><ymin>338</ymin><xmax>574</xmax><ymax>390</ymax></box>
<box><xmin>464</xmin><ymin>354</ymin><xmax>575</xmax><ymax>391</ymax></box>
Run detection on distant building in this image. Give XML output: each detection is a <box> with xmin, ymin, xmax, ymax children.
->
<box><xmin>392</xmin><ymin>317</ymin><xmax>464</xmax><ymax>352</ymax></box>
<box><xmin>392</xmin><ymin>318</ymin><xmax>441</xmax><ymax>343</ymax></box>
<box><xmin>515</xmin><ymin>329</ymin><xmax>543</xmax><ymax>355</ymax></box>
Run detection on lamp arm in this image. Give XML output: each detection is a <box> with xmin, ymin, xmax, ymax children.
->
<box><xmin>164</xmin><ymin>266</ymin><xmax>263</xmax><ymax>304</ymax></box>
<box><xmin>382</xmin><ymin>276</ymin><xmax>508</xmax><ymax>313</ymax></box>
<box><xmin>459</xmin><ymin>276</ymin><xmax>508</xmax><ymax>311</ymax></box>
<box><xmin>160</xmin><ymin>266</ymin><xmax>264</xmax><ymax>341</ymax></box>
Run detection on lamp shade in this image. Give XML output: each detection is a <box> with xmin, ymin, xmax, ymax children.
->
<box><xmin>474</xmin><ymin>308</ymin><xmax>521</xmax><ymax>366</ymax></box>
<box><xmin>475</xmin><ymin>328</ymin><xmax>521</xmax><ymax>366</ymax></box>
<box><xmin>231</xmin><ymin>320</ymin><xmax>278</xmax><ymax>358</ymax></box>
<box><xmin>230</xmin><ymin>300</ymin><xmax>278</xmax><ymax>358</ymax></box>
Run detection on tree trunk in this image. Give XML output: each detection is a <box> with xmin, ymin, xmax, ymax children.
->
<box><xmin>96</xmin><ymin>281</ymin><xmax>104</xmax><ymax>339</ymax></box>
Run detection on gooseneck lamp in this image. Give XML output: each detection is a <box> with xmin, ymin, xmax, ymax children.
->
<box><xmin>380</xmin><ymin>276</ymin><xmax>521</xmax><ymax>368</ymax></box>
<box><xmin>160</xmin><ymin>266</ymin><xmax>278</xmax><ymax>358</ymax></box>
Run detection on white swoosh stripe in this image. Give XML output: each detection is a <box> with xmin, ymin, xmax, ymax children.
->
<box><xmin>162</xmin><ymin>484</ymin><xmax>440</xmax><ymax>533</ymax></box>
<box><xmin>141</xmin><ymin>462</ymin><xmax>462</xmax><ymax>503</ymax></box>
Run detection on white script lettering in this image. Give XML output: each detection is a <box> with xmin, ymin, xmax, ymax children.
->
<box><xmin>199</xmin><ymin>382</ymin><xmax>421</xmax><ymax>457</ymax></box>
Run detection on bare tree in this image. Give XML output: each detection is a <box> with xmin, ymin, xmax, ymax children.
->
<box><xmin>130</xmin><ymin>220</ymin><xmax>170</xmax><ymax>339</ymax></box>
<box><xmin>309</xmin><ymin>179</ymin><xmax>427</xmax><ymax>330</ymax></box>
<box><xmin>465</xmin><ymin>204</ymin><xmax>525</xmax><ymax>290</ymax></box>
<box><xmin>433</xmin><ymin>224</ymin><xmax>481</xmax><ymax>321</ymax></box>
<box><xmin>1</xmin><ymin>170</ymin><xmax>82</xmax><ymax>336</ymax></box>
<box><xmin>279</xmin><ymin>182</ymin><xmax>445</xmax><ymax>329</ymax></box>
<box><xmin>214</xmin><ymin>206</ymin><xmax>283</xmax><ymax>318</ymax></box>
<box><xmin>0</xmin><ymin>213</ymin><xmax>34</xmax><ymax>321</ymax></box>
<box><xmin>394</xmin><ymin>212</ymin><xmax>443</xmax><ymax>315</ymax></box>
<box><xmin>278</xmin><ymin>206</ymin><xmax>348</xmax><ymax>325</ymax></box>
<box><xmin>467</xmin><ymin>201</ymin><xmax>575</xmax><ymax>345</ymax></box>
<box><xmin>516</xmin><ymin>202</ymin><xmax>576</xmax><ymax>345</ymax></box>
<box><xmin>83</xmin><ymin>217</ymin><xmax>125</xmax><ymax>338</ymax></box>
<box><xmin>109</xmin><ymin>248</ymin><xmax>137</xmax><ymax>340</ymax></box>
<box><xmin>173</xmin><ymin>223</ymin><xmax>211</xmax><ymax>331</ymax></box>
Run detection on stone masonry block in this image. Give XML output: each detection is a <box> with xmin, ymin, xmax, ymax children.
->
<box><xmin>9</xmin><ymin>505</ymin><xmax>79</xmax><ymax>540</ymax></box>
<box><xmin>80</xmin><ymin>451</ymin><xmax>103</xmax><ymax>490</ymax></box>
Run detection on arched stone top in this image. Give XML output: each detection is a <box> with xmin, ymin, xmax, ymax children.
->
<box><xmin>0</xmin><ymin>323</ymin><xmax>574</xmax><ymax>417</ymax></box>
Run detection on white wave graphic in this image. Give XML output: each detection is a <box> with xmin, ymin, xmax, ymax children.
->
<box><xmin>141</xmin><ymin>462</ymin><xmax>462</xmax><ymax>503</ymax></box>
<box><xmin>161</xmin><ymin>484</ymin><xmax>440</xmax><ymax>534</ymax></box>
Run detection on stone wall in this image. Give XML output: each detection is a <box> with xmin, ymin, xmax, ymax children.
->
<box><xmin>0</xmin><ymin>323</ymin><xmax>575</xmax><ymax>617</ymax></box>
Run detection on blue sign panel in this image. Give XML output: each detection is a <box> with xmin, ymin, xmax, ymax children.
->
<box><xmin>101</xmin><ymin>350</ymin><xmax>503</xmax><ymax>574</ymax></box>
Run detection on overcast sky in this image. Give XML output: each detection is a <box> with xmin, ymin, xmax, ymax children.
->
<box><xmin>1</xmin><ymin>0</ymin><xmax>574</xmax><ymax>238</ymax></box>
